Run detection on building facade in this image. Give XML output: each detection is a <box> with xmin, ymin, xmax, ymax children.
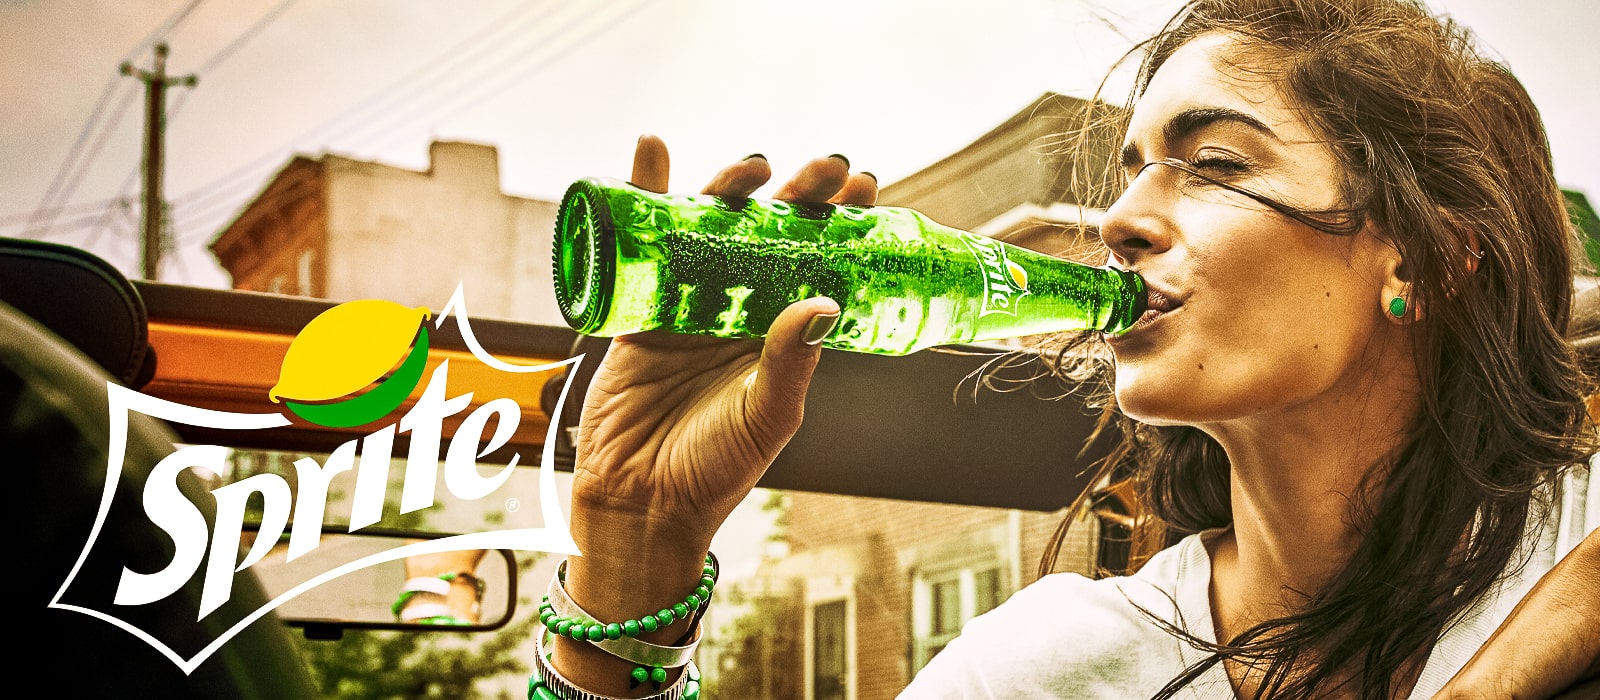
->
<box><xmin>211</xmin><ymin>140</ymin><xmax>562</xmax><ymax>325</ymax></box>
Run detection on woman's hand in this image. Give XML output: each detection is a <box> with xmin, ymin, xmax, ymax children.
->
<box><xmin>1433</xmin><ymin>529</ymin><xmax>1600</xmax><ymax>699</ymax></box>
<box><xmin>553</xmin><ymin>136</ymin><xmax>876</xmax><ymax>696</ymax></box>
<box><xmin>571</xmin><ymin>136</ymin><xmax>876</xmax><ymax>549</ymax></box>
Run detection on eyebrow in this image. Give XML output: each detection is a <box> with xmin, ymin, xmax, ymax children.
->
<box><xmin>1120</xmin><ymin>106</ymin><xmax>1280</xmax><ymax>167</ymax></box>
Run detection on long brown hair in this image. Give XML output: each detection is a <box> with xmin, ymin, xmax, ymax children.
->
<box><xmin>1036</xmin><ymin>0</ymin><xmax>1598</xmax><ymax>697</ymax></box>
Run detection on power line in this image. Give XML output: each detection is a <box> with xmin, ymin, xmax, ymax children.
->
<box><xmin>22</xmin><ymin>0</ymin><xmax>207</xmax><ymax>236</ymax></box>
<box><xmin>0</xmin><ymin>196</ymin><xmax>123</xmax><ymax>226</ymax></box>
<box><xmin>23</xmin><ymin>85</ymin><xmax>141</xmax><ymax>238</ymax></box>
<box><xmin>167</xmin><ymin>0</ymin><xmax>560</xmax><ymax>219</ymax></box>
<box><xmin>162</xmin><ymin>0</ymin><xmax>303</xmax><ymax>122</ymax></box>
<box><xmin>169</xmin><ymin>0</ymin><xmax>618</xmax><ymax>237</ymax></box>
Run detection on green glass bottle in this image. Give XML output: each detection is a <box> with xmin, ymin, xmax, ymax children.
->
<box><xmin>552</xmin><ymin>177</ymin><xmax>1146</xmax><ymax>356</ymax></box>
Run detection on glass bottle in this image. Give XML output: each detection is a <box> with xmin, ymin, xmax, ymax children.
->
<box><xmin>552</xmin><ymin>177</ymin><xmax>1145</xmax><ymax>356</ymax></box>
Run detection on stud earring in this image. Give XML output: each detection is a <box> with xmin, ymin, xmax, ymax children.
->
<box><xmin>1388</xmin><ymin>296</ymin><xmax>1407</xmax><ymax>318</ymax></box>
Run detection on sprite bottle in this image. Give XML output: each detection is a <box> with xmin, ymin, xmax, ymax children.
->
<box><xmin>552</xmin><ymin>177</ymin><xmax>1146</xmax><ymax>356</ymax></box>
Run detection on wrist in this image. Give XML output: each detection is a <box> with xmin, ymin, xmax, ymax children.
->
<box><xmin>549</xmin><ymin>548</ymin><xmax>716</xmax><ymax>698</ymax></box>
<box><xmin>569</xmin><ymin>504</ymin><xmax>715</xmax><ymax>623</ymax></box>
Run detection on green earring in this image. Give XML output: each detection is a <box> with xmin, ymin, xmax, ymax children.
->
<box><xmin>1388</xmin><ymin>296</ymin><xmax>1407</xmax><ymax>318</ymax></box>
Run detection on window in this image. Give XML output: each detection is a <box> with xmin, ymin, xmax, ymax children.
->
<box><xmin>912</xmin><ymin>564</ymin><xmax>1008</xmax><ymax>671</ymax></box>
<box><xmin>812</xmin><ymin>600</ymin><xmax>848</xmax><ymax>700</ymax></box>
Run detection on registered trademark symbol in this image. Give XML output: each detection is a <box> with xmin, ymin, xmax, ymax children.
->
<box><xmin>505</xmin><ymin>497</ymin><xmax>520</xmax><ymax>512</ymax></box>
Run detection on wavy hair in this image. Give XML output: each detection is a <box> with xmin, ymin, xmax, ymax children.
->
<box><xmin>1035</xmin><ymin>0</ymin><xmax>1598</xmax><ymax>697</ymax></box>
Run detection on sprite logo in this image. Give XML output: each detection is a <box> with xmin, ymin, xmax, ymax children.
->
<box><xmin>269</xmin><ymin>300</ymin><xmax>433</xmax><ymax>428</ymax></box>
<box><xmin>958</xmin><ymin>232</ymin><xmax>1030</xmax><ymax>317</ymax></box>
<box><xmin>50</xmin><ymin>284</ymin><xmax>584</xmax><ymax>675</ymax></box>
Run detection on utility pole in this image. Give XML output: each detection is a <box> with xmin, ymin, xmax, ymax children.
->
<box><xmin>121</xmin><ymin>43</ymin><xmax>196</xmax><ymax>281</ymax></box>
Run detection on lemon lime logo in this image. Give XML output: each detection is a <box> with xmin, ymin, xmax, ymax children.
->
<box><xmin>270</xmin><ymin>300</ymin><xmax>433</xmax><ymax>428</ymax></box>
<box><xmin>958</xmin><ymin>231</ymin><xmax>1030</xmax><ymax>317</ymax></box>
<box><xmin>52</xmin><ymin>284</ymin><xmax>584</xmax><ymax>675</ymax></box>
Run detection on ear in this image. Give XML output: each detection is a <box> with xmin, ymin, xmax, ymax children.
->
<box><xmin>1379</xmin><ymin>244</ymin><xmax>1418</xmax><ymax>323</ymax></box>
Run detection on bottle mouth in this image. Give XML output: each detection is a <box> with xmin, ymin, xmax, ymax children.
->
<box><xmin>553</xmin><ymin>179</ymin><xmax>615</xmax><ymax>334</ymax></box>
<box><xmin>1104</xmin><ymin>268</ymin><xmax>1148</xmax><ymax>334</ymax></box>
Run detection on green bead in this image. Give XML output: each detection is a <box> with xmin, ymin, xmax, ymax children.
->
<box><xmin>1389</xmin><ymin>296</ymin><xmax>1407</xmax><ymax>318</ymax></box>
<box><xmin>658</xmin><ymin>609</ymin><xmax>675</xmax><ymax>625</ymax></box>
<box><xmin>527</xmin><ymin>675</ymin><xmax>540</xmax><ymax>700</ymax></box>
<box><xmin>532</xmin><ymin>686</ymin><xmax>559</xmax><ymax>700</ymax></box>
<box><xmin>694</xmin><ymin>585</ymin><xmax>710</xmax><ymax>600</ymax></box>
<box><xmin>702</xmin><ymin>565</ymin><xmax>716</xmax><ymax>577</ymax></box>
<box><xmin>683</xmin><ymin>680</ymin><xmax>700</xmax><ymax>699</ymax></box>
<box><xmin>568</xmin><ymin>623</ymin><xmax>586</xmax><ymax>640</ymax></box>
<box><xmin>605</xmin><ymin>622</ymin><xmax>622</xmax><ymax>640</ymax></box>
<box><xmin>687</xmin><ymin>662</ymin><xmax>701</xmax><ymax>681</ymax></box>
<box><xmin>555</xmin><ymin>620</ymin><xmax>572</xmax><ymax>637</ymax></box>
<box><xmin>686</xmin><ymin>594</ymin><xmax>702</xmax><ymax>610</ymax></box>
<box><xmin>631</xmin><ymin>666</ymin><xmax>649</xmax><ymax>683</ymax></box>
<box><xmin>586</xmin><ymin>624</ymin><xmax>605</xmax><ymax>642</ymax></box>
<box><xmin>622</xmin><ymin>619</ymin><xmax>641</xmax><ymax>637</ymax></box>
<box><xmin>650</xmin><ymin>667</ymin><xmax>668</xmax><ymax>684</ymax></box>
<box><xmin>700</xmin><ymin>576</ymin><xmax>715</xmax><ymax>590</ymax></box>
<box><xmin>672</xmin><ymin>603</ymin><xmax>690</xmax><ymax>619</ymax></box>
<box><xmin>540</xmin><ymin>613</ymin><xmax>555</xmax><ymax>627</ymax></box>
<box><xmin>640</xmin><ymin>615</ymin><xmax>659</xmax><ymax>633</ymax></box>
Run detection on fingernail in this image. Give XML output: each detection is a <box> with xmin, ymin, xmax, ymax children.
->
<box><xmin>801</xmin><ymin>313</ymin><xmax>840</xmax><ymax>346</ymax></box>
<box><xmin>827</xmin><ymin>154</ymin><xmax>850</xmax><ymax>170</ymax></box>
<box><xmin>743</xmin><ymin>153</ymin><xmax>766</xmax><ymax>161</ymax></box>
<box><xmin>860</xmin><ymin>171</ymin><xmax>877</xmax><ymax>183</ymax></box>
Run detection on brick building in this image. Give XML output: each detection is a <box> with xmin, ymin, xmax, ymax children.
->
<box><xmin>210</xmin><ymin>140</ymin><xmax>562</xmax><ymax>325</ymax></box>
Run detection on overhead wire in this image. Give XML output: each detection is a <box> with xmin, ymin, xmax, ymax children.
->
<box><xmin>76</xmin><ymin>0</ymin><xmax>304</xmax><ymax>270</ymax></box>
<box><xmin>21</xmin><ymin>0</ymin><xmax>207</xmax><ymax>237</ymax></box>
<box><xmin>164</xmin><ymin>0</ymin><xmax>562</xmax><ymax>229</ymax></box>
<box><xmin>166</xmin><ymin>0</ymin><xmax>606</xmax><ymax>239</ymax></box>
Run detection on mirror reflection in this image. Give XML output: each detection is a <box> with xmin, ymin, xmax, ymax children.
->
<box><xmin>246</xmin><ymin>529</ymin><xmax>516</xmax><ymax>632</ymax></box>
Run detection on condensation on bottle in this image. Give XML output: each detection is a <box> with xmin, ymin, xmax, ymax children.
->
<box><xmin>552</xmin><ymin>177</ymin><xmax>1146</xmax><ymax>356</ymax></box>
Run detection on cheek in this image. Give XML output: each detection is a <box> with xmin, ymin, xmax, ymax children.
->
<box><xmin>1113</xmin><ymin>275</ymin><xmax>1379</xmax><ymax>424</ymax></box>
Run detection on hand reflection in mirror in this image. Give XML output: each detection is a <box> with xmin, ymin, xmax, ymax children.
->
<box><xmin>394</xmin><ymin>545</ymin><xmax>490</xmax><ymax>625</ymax></box>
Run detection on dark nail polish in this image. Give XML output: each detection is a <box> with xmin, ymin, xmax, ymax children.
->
<box><xmin>743</xmin><ymin>153</ymin><xmax>766</xmax><ymax>162</ymax></box>
<box><xmin>860</xmin><ymin>171</ymin><xmax>877</xmax><ymax>183</ymax></box>
<box><xmin>827</xmin><ymin>154</ymin><xmax>850</xmax><ymax>169</ymax></box>
<box><xmin>801</xmin><ymin>313</ymin><xmax>841</xmax><ymax>346</ymax></box>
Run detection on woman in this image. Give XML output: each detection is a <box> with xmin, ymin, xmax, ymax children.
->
<box><xmin>538</xmin><ymin>0</ymin><xmax>1599</xmax><ymax>698</ymax></box>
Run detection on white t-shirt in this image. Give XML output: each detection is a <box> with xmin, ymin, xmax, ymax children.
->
<box><xmin>901</xmin><ymin>466</ymin><xmax>1597</xmax><ymax>699</ymax></box>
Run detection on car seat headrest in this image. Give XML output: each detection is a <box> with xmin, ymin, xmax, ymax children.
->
<box><xmin>0</xmin><ymin>237</ymin><xmax>156</xmax><ymax>389</ymax></box>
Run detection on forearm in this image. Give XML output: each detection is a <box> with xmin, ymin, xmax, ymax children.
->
<box><xmin>1436</xmin><ymin>530</ymin><xmax>1600</xmax><ymax>699</ymax></box>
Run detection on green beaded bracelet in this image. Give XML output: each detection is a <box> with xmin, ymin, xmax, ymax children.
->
<box><xmin>529</xmin><ymin>635</ymin><xmax>704</xmax><ymax>700</ymax></box>
<box><xmin>538</xmin><ymin>554</ymin><xmax>718</xmax><ymax>645</ymax></box>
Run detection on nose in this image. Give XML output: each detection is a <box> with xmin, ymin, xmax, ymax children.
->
<box><xmin>1099</xmin><ymin>166</ymin><xmax>1175</xmax><ymax>267</ymax></box>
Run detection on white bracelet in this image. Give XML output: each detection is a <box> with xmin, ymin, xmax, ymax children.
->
<box><xmin>402</xmin><ymin>576</ymin><xmax>453</xmax><ymax>596</ymax></box>
<box><xmin>399</xmin><ymin>602</ymin><xmax>456</xmax><ymax>622</ymax></box>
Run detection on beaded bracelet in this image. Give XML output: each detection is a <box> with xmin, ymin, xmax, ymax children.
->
<box><xmin>540</xmin><ymin>553</ymin><xmax>718</xmax><ymax>690</ymax></box>
<box><xmin>529</xmin><ymin>631</ymin><xmax>702</xmax><ymax>700</ymax></box>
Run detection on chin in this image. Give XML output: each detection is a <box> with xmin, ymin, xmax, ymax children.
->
<box><xmin>1112</xmin><ymin>370</ymin><xmax>1218</xmax><ymax>426</ymax></box>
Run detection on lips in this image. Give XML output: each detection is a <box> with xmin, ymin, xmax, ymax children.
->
<box><xmin>1111</xmin><ymin>282</ymin><xmax>1183</xmax><ymax>337</ymax></box>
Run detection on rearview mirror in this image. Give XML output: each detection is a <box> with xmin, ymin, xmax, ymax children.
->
<box><xmin>244</xmin><ymin>526</ymin><xmax>518</xmax><ymax>639</ymax></box>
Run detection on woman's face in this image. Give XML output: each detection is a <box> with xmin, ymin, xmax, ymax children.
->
<box><xmin>1102</xmin><ymin>32</ymin><xmax>1404</xmax><ymax>427</ymax></box>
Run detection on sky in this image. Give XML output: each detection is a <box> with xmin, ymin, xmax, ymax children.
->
<box><xmin>1</xmin><ymin>0</ymin><xmax>1595</xmax><ymax>289</ymax></box>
